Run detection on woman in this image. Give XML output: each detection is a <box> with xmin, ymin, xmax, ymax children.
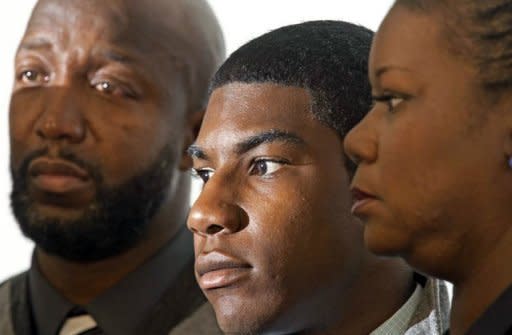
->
<box><xmin>344</xmin><ymin>1</ymin><xmax>512</xmax><ymax>334</ymax></box>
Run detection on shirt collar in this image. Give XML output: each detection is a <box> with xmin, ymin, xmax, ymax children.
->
<box><xmin>370</xmin><ymin>283</ymin><xmax>423</xmax><ymax>335</ymax></box>
<box><xmin>29</xmin><ymin>259</ymin><xmax>74</xmax><ymax>335</ymax></box>
<box><xmin>29</xmin><ymin>225</ymin><xmax>193</xmax><ymax>335</ymax></box>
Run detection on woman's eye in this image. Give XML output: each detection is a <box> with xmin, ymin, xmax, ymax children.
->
<box><xmin>192</xmin><ymin>168</ymin><xmax>215</xmax><ymax>184</ymax></box>
<box><xmin>388</xmin><ymin>96</ymin><xmax>404</xmax><ymax>110</ymax></box>
<box><xmin>19</xmin><ymin>70</ymin><xmax>49</xmax><ymax>85</ymax></box>
<box><xmin>250</xmin><ymin>159</ymin><xmax>286</xmax><ymax>176</ymax></box>
<box><xmin>371</xmin><ymin>94</ymin><xmax>405</xmax><ymax>113</ymax></box>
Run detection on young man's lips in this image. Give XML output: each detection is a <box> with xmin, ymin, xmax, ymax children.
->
<box><xmin>350</xmin><ymin>186</ymin><xmax>378</xmax><ymax>215</ymax></box>
<box><xmin>28</xmin><ymin>158</ymin><xmax>91</xmax><ymax>193</ymax></box>
<box><xmin>196</xmin><ymin>252</ymin><xmax>252</xmax><ymax>290</ymax></box>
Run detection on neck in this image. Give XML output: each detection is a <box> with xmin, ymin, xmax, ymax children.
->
<box><xmin>449</xmin><ymin>227</ymin><xmax>512</xmax><ymax>335</ymax></box>
<box><xmin>36</xmin><ymin>176</ymin><xmax>190</xmax><ymax>305</ymax></box>
<box><xmin>306</xmin><ymin>255</ymin><xmax>415</xmax><ymax>335</ymax></box>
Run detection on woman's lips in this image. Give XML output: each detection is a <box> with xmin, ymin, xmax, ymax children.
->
<box><xmin>350</xmin><ymin>187</ymin><xmax>378</xmax><ymax>215</ymax></box>
<box><xmin>196</xmin><ymin>252</ymin><xmax>252</xmax><ymax>290</ymax></box>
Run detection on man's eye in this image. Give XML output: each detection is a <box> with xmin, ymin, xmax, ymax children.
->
<box><xmin>250</xmin><ymin>159</ymin><xmax>286</xmax><ymax>177</ymax></box>
<box><xmin>92</xmin><ymin>80</ymin><xmax>136</xmax><ymax>99</ymax></box>
<box><xmin>94</xmin><ymin>81</ymin><xmax>116</xmax><ymax>94</ymax></box>
<box><xmin>19</xmin><ymin>70</ymin><xmax>49</xmax><ymax>85</ymax></box>
<box><xmin>192</xmin><ymin>168</ymin><xmax>215</xmax><ymax>184</ymax></box>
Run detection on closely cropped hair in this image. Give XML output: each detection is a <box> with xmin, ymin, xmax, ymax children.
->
<box><xmin>211</xmin><ymin>20</ymin><xmax>374</xmax><ymax>140</ymax></box>
<box><xmin>396</xmin><ymin>0</ymin><xmax>512</xmax><ymax>90</ymax></box>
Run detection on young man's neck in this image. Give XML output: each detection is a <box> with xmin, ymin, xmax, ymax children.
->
<box><xmin>305</xmin><ymin>256</ymin><xmax>416</xmax><ymax>335</ymax></box>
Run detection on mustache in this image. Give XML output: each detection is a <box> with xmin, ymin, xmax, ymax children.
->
<box><xmin>16</xmin><ymin>147</ymin><xmax>102</xmax><ymax>182</ymax></box>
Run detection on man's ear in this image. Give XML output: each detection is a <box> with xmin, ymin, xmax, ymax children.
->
<box><xmin>179</xmin><ymin>108</ymin><xmax>204</xmax><ymax>171</ymax></box>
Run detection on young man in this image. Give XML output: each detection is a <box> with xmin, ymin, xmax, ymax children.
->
<box><xmin>1</xmin><ymin>0</ymin><xmax>225</xmax><ymax>334</ymax></box>
<box><xmin>188</xmin><ymin>21</ymin><xmax>449</xmax><ymax>334</ymax></box>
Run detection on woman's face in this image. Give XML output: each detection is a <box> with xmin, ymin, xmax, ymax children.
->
<box><xmin>344</xmin><ymin>5</ymin><xmax>512</xmax><ymax>280</ymax></box>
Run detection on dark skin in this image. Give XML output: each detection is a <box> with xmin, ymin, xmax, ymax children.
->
<box><xmin>10</xmin><ymin>0</ymin><xmax>220</xmax><ymax>305</ymax></box>
<box><xmin>188</xmin><ymin>83</ymin><xmax>415</xmax><ymax>335</ymax></box>
<box><xmin>344</xmin><ymin>5</ymin><xmax>512</xmax><ymax>334</ymax></box>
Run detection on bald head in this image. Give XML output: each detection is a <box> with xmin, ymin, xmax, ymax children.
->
<box><xmin>10</xmin><ymin>0</ymin><xmax>225</xmax><ymax>261</ymax></box>
<box><xmin>26</xmin><ymin>0</ymin><xmax>225</xmax><ymax>111</ymax></box>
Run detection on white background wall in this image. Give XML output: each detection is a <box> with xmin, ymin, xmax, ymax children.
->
<box><xmin>0</xmin><ymin>0</ymin><xmax>394</xmax><ymax>281</ymax></box>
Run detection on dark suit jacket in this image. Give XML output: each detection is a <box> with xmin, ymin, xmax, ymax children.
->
<box><xmin>0</xmin><ymin>260</ymin><xmax>222</xmax><ymax>335</ymax></box>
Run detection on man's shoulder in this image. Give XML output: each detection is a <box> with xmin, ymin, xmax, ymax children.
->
<box><xmin>169</xmin><ymin>303</ymin><xmax>222</xmax><ymax>335</ymax></box>
<box><xmin>0</xmin><ymin>271</ymin><xmax>30</xmax><ymax>335</ymax></box>
<box><xmin>0</xmin><ymin>271</ymin><xmax>29</xmax><ymax>284</ymax></box>
<box><xmin>0</xmin><ymin>271</ymin><xmax>29</xmax><ymax>306</ymax></box>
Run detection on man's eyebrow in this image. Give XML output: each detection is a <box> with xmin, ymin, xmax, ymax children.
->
<box><xmin>235</xmin><ymin>129</ymin><xmax>305</xmax><ymax>155</ymax></box>
<box><xmin>17</xmin><ymin>39</ymin><xmax>134</xmax><ymax>66</ymax></box>
<box><xmin>97</xmin><ymin>49</ymin><xmax>135</xmax><ymax>64</ymax></box>
<box><xmin>18</xmin><ymin>37</ymin><xmax>53</xmax><ymax>51</ymax></box>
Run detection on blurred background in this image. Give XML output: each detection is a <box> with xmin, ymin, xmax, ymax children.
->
<box><xmin>0</xmin><ymin>0</ymin><xmax>394</xmax><ymax>281</ymax></box>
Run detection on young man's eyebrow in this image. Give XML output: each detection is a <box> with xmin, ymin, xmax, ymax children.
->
<box><xmin>187</xmin><ymin>145</ymin><xmax>208</xmax><ymax>160</ymax></box>
<box><xmin>235</xmin><ymin>129</ymin><xmax>305</xmax><ymax>155</ymax></box>
<box><xmin>187</xmin><ymin>129</ymin><xmax>305</xmax><ymax>161</ymax></box>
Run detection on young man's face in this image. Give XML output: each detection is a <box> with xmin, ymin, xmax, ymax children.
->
<box><xmin>188</xmin><ymin>82</ymin><xmax>366</xmax><ymax>334</ymax></box>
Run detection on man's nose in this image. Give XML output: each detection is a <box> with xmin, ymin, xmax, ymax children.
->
<box><xmin>344</xmin><ymin>111</ymin><xmax>379</xmax><ymax>166</ymax></box>
<box><xmin>188</xmin><ymin>175</ymin><xmax>244</xmax><ymax>237</ymax></box>
<box><xmin>34</xmin><ymin>87</ymin><xmax>86</xmax><ymax>143</ymax></box>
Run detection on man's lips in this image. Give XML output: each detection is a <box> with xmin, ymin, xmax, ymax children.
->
<box><xmin>28</xmin><ymin>158</ymin><xmax>91</xmax><ymax>194</ymax></box>
<box><xmin>196</xmin><ymin>252</ymin><xmax>252</xmax><ymax>290</ymax></box>
<box><xmin>350</xmin><ymin>186</ymin><xmax>378</xmax><ymax>215</ymax></box>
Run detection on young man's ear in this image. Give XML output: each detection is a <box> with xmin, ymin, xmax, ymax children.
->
<box><xmin>179</xmin><ymin>108</ymin><xmax>204</xmax><ymax>171</ymax></box>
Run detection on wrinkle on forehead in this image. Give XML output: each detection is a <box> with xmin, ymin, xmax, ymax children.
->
<box><xmin>28</xmin><ymin>0</ymin><xmax>125</xmax><ymax>32</ymax></box>
<box><xmin>25</xmin><ymin>0</ymin><xmax>225</xmax><ymax>110</ymax></box>
<box><xmin>27</xmin><ymin>0</ymin><xmax>223</xmax><ymax>62</ymax></box>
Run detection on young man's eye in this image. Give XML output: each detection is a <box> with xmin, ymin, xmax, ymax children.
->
<box><xmin>191</xmin><ymin>168</ymin><xmax>215</xmax><ymax>184</ymax></box>
<box><xmin>249</xmin><ymin>159</ymin><xmax>286</xmax><ymax>177</ymax></box>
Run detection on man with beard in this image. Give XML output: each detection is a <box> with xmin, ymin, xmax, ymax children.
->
<box><xmin>0</xmin><ymin>0</ymin><xmax>225</xmax><ymax>334</ymax></box>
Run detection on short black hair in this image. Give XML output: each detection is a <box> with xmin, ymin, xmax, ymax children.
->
<box><xmin>211</xmin><ymin>20</ymin><xmax>374</xmax><ymax>142</ymax></box>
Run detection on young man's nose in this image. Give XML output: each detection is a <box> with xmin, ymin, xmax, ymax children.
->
<box><xmin>188</xmin><ymin>175</ymin><xmax>244</xmax><ymax>237</ymax></box>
